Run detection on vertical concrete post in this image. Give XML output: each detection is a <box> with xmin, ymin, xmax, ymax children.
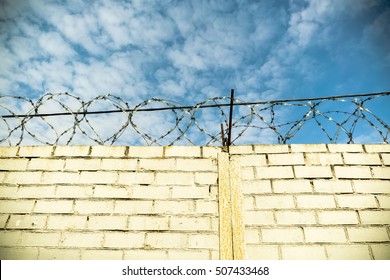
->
<box><xmin>218</xmin><ymin>152</ymin><xmax>245</xmax><ymax>260</ymax></box>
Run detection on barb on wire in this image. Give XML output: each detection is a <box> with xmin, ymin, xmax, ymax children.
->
<box><xmin>0</xmin><ymin>91</ymin><xmax>389</xmax><ymax>146</ymax></box>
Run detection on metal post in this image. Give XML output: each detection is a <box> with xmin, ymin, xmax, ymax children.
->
<box><xmin>227</xmin><ymin>89</ymin><xmax>234</xmax><ymax>152</ymax></box>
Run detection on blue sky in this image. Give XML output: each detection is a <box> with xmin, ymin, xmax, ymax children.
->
<box><xmin>0</xmin><ymin>0</ymin><xmax>389</xmax><ymax>145</ymax></box>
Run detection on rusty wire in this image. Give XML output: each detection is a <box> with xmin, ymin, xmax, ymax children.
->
<box><xmin>0</xmin><ymin>92</ymin><xmax>389</xmax><ymax>146</ymax></box>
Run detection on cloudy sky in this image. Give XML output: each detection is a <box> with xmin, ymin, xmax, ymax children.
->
<box><xmin>0</xmin><ymin>0</ymin><xmax>389</xmax><ymax>145</ymax></box>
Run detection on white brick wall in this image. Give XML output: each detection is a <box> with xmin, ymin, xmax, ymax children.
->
<box><xmin>1</xmin><ymin>144</ymin><xmax>389</xmax><ymax>260</ymax></box>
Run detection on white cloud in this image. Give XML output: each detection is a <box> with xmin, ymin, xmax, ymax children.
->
<box><xmin>38</xmin><ymin>32</ymin><xmax>76</xmax><ymax>58</ymax></box>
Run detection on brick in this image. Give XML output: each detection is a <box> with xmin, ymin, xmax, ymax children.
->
<box><xmin>370</xmin><ymin>244</ymin><xmax>390</xmax><ymax>260</ymax></box>
<box><xmin>154</xmin><ymin>172</ymin><xmax>193</xmax><ymax>185</ymax></box>
<box><xmin>0</xmin><ymin>231</ymin><xmax>21</xmax><ymax>246</ymax></box>
<box><xmin>47</xmin><ymin>215</ymin><xmax>87</xmax><ymax>230</ymax></box>
<box><xmin>62</xmin><ymin>232</ymin><xmax>104</xmax><ymax>248</ymax></box>
<box><xmin>28</xmin><ymin>158</ymin><xmax>65</xmax><ymax>170</ymax></box>
<box><xmin>268</xmin><ymin>153</ymin><xmax>305</xmax><ymax>166</ymax></box>
<box><xmin>20</xmin><ymin>232</ymin><xmax>61</xmax><ymax>247</ymax></box>
<box><xmin>171</xmin><ymin>186</ymin><xmax>209</xmax><ymax>199</ymax></box>
<box><xmin>244</xmin><ymin>196</ymin><xmax>254</xmax><ymax>210</ymax></box>
<box><xmin>290</xmin><ymin>144</ymin><xmax>327</xmax><ymax>152</ymax></box>
<box><xmin>93</xmin><ymin>186</ymin><xmax>129</xmax><ymax>198</ymax></box>
<box><xmin>262</xmin><ymin>228</ymin><xmax>304</xmax><ymax>243</ymax></box>
<box><xmin>255</xmin><ymin>195</ymin><xmax>295</xmax><ymax>209</ymax></box>
<box><xmin>305</xmin><ymin>153</ymin><xmax>343</xmax><ymax>165</ymax></box>
<box><xmin>371</xmin><ymin>167</ymin><xmax>390</xmax><ymax>179</ymax></box>
<box><xmin>202</xmin><ymin>146</ymin><xmax>222</xmax><ymax>158</ymax></box>
<box><xmin>336</xmin><ymin>195</ymin><xmax>377</xmax><ymax>208</ymax></box>
<box><xmin>79</xmin><ymin>171</ymin><xmax>117</xmax><ymax>184</ymax></box>
<box><xmin>38</xmin><ymin>248</ymin><xmax>81</xmax><ymax>260</ymax></box>
<box><xmin>114</xmin><ymin>201</ymin><xmax>153</xmax><ymax>214</ymax></box>
<box><xmin>0</xmin><ymin>159</ymin><xmax>29</xmax><ymax>170</ymax></box>
<box><xmin>377</xmin><ymin>196</ymin><xmax>390</xmax><ymax>208</ymax></box>
<box><xmin>0</xmin><ymin>186</ymin><xmax>18</xmax><ymax>198</ymax></box>
<box><xmin>254</xmin><ymin>145</ymin><xmax>289</xmax><ymax>154</ymax></box>
<box><xmin>41</xmin><ymin>172</ymin><xmax>79</xmax><ymax>184</ymax></box>
<box><xmin>128</xmin><ymin>216</ymin><xmax>169</xmax><ymax>230</ymax></box>
<box><xmin>343</xmin><ymin>153</ymin><xmax>381</xmax><ymax>165</ymax></box>
<box><xmin>195</xmin><ymin>172</ymin><xmax>218</xmax><ymax>185</ymax></box>
<box><xmin>334</xmin><ymin>166</ymin><xmax>371</xmax><ymax>179</ymax></box>
<box><xmin>188</xmin><ymin>234</ymin><xmax>219</xmax><ymax>249</ymax></box>
<box><xmin>75</xmin><ymin>201</ymin><xmax>114</xmax><ymax>214</ymax></box>
<box><xmin>170</xmin><ymin>217</ymin><xmax>211</xmax><ymax>231</ymax></box>
<box><xmin>56</xmin><ymin>186</ymin><xmax>94</xmax><ymax>198</ymax></box>
<box><xmin>164</xmin><ymin>146</ymin><xmax>200</xmax><ymax>157</ymax></box>
<box><xmin>304</xmin><ymin>227</ymin><xmax>346</xmax><ymax>243</ymax></box>
<box><xmin>347</xmin><ymin>227</ymin><xmax>389</xmax><ymax>242</ymax></box>
<box><xmin>7</xmin><ymin>215</ymin><xmax>47</xmax><ymax>229</ymax></box>
<box><xmin>0</xmin><ymin>200</ymin><xmax>35</xmax><ymax>213</ymax></box>
<box><xmin>296</xmin><ymin>195</ymin><xmax>336</xmax><ymax>208</ymax></box>
<box><xmin>326</xmin><ymin>245</ymin><xmax>371</xmax><ymax>260</ymax></box>
<box><xmin>117</xmin><ymin>172</ymin><xmax>154</xmax><ymax>185</ymax></box>
<box><xmin>0</xmin><ymin>247</ymin><xmax>39</xmax><ymax>260</ymax></box>
<box><xmin>34</xmin><ymin>200</ymin><xmax>73</xmax><ymax>214</ymax></box>
<box><xmin>0</xmin><ymin>146</ymin><xmax>19</xmax><ymax>157</ymax></box>
<box><xmin>104</xmin><ymin>232</ymin><xmax>144</xmax><ymax>248</ymax></box>
<box><xmin>281</xmin><ymin>246</ymin><xmax>327</xmax><ymax>260</ymax></box>
<box><xmin>272</xmin><ymin>179</ymin><xmax>312</xmax><ymax>193</ymax></box>
<box><xmin>18</xmin><ymin>146</ymin><xmax>53</xmax><ymax>157</ymax></box>
<box><xmin>382</xmin><ymin>153</ymin><xmax>390</xmax><ymax>165</ymax></box>
<box><xmin>124</xmin><ymin>250</ymin><xmax>168</xmax><ymax>260</ymax></box>
<box><xmin>359</xmin><ymin>210</ymin><xmax>390</xmax><ymax>224</ymax></box>
<box><xmin>81</xmin><ymin>249</ymin><xmax>123</xmax><ymax>260</ymax></box>
<box><xmin>101</xmin><ymin>159</ymin><xmax>137</xmax><ymax>170</ymax></box>
<box><xmin>328</xmin><ymin>144</ymin><xmax>363</xmax><ymax>152</ymax></box>
<box><xmin>246</xmin><ymin>245</ymin><xmax>279</xmax><ymax>260</ymax></box>
<box><xmin>364</xmin><ymin>144</ymin><xmax>390</xmax><ymax>153</ymax></box>
<box><xmin>313</xmin><ymin>180</ymin><xmax>353</xmax><ymax>193</ymax></box>
<box><xmin>128</xmin><ymin>146</ymin><xmax>163</xmax><ymax>158</ymax></box>
<box><xmin>229</xmin><ymin>145</ymin><xmax>253</xmax><ymax>154</ymax></box>
<box><xmin>256</xmin><ymin>166</ymin><xmax>294</xmax><ymax>179</ymax></box>
<box><xmin>17</xmin><ymin>186</ymin><xmax>56</xmax><ymax>198</ymax></box>
<box><xmin>146</xmin><ymin>233</ymin><xmax>187</xmax><ymax>248</ymax></box>
<box><xmin>236</xmin><ymin>155</ymin><xmax>267</xmax><ymax>166</ymax></box>
<box><xmin>241</xmin><ymin>167</ymin><xmax>254</xmax><ymax>179</ymax></box>
<box><xmin>154</xmin><ymin>201</ymin><xmax>194</xmax><ymax>214</ymax></box>
<box><xmin>4</xmin><ymin>171</ymin><xmax>42</xmax><ymax>184</ymax></box>
<box><xmin>168</xmin><ymin>250</ymin><xmax>209</xmax><ymax>260</ymax></box>
<box><xmin>177</xmin><ymin>158</ymin><xmax>216</xmax><ymax>171</ymax></box>
<box><xmin>0</xmin><ymin>214</ymin><xmax>9</xmax><ymax>228</ymax></box>
<box><xmin>275</xmin><ymin>211</ymin><xmax>316</xmax><ymax>225</ymax></box>
<box><xmin>54</xmin><ymin>146</ymin><xmax>89</xmax><ymax>157</ymax></box>
<box><xmin>90</xmin><ymin>146</ymin><xmax>126</xmax><ymax>157</ymax></box>
<box><xmin>244</xmin><ymin>210</ymin><xmax>275</xmax><ymax>225</ymax></box>
<box><xmin>195</xmin><ymin>201</ymin><xmax>218</xmax><ymax>214</ymax></box>
<box><xmin>88</xmin><ymin>216</ymin><xmax>127</xmax><ymax>230</ymax></box>
<box><xmin>294</xmin><ymin>166</ymin><xmax>333</xmax><ymax>178</ymax></box>
<box><xmin>242</xmin><ymin>180</ymin><xmax>272</xmax><ymax>194</ymax></box>
<box><xmin>64</xmin><ymin>159</ymin><xmax>101</xmax><ymax>170</ymax></box>
<box><xmin>130</xmin><ymin>186</ymin><xmax>170</xmax><ymax>199</ymax></box>
<box><xmin>318</xmin><ymin>211</ymin><xmax>358</xmax><ymax>224</ymax></box>
<box><xmin>139</xmin><ymin>158</ymin><xmax>175</xmax><ymax>170</ymax></box>
<box><xmin>353</xmin><ymin>180</ymin><xmax>390</xmax><ymax>193</ymax></box>
<box><xmin>245</xmin><ymin>228</ymin><xmax>260</xmax><ymax>243</ymax></box>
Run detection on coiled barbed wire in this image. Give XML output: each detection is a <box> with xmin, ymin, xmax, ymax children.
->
<box><xmin>0</xmin><ymin>92</ymin><xmax>389</xmax><ymax>146</ymax></box>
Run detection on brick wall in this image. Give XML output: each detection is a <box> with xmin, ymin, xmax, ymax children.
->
<box><xmin>232</xmin><ymin>144</ymin><xmax>390</xmax><ymax>260</ymax></box>
<box><xmin>0</xmin><ymin>144</ymin><xmax>389</xmax><ymax>260</ymax></box>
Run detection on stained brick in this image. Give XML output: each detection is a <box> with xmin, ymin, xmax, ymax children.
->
<box><xmin>343</xmin><ymin>153</ymin><xmax>381</xmax><ymax>165</ymax></box>
<box><xmin>371</xmin><ymin>167</ymin><xmax>390</xmax><ymax>179</ymax></box>
<box><xmin>305</xmin><ymin>153</ymin><xmax>343</xmax><ymax>165</ymax></box>
<box><xmin>47</xmin><ymin>215</ymin><xmax>87</xmax><ymax>230</ymax></box>
<box><xmin>7</xmin><ymin>215</ymin><xmax>47</xmax><ymax>229</ymax></box>
<box><xmin>359</xmin><ymin>210</ymin><xmax>390</xmax><ymax>224</ymax></box>
<box><xmin>34</xmin><ymin>200</ymin><xmax>74</xmax><ymax>214</ymax></box>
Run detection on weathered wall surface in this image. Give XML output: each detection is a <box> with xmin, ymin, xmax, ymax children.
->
<box><xmin>0</xmin><ymin>144</ymin><xmax>389</xmax><ymax>260</ymax></box>
<box><xmin>0</xmin><ymin>146</ymin><xmax>220</xmax><ymax>260</ymax></box>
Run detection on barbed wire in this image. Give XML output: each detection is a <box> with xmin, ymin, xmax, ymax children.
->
<box><xmin>1</xmin><ymin>92</ymin><xmax>389</xmax><ymax>146</ymax></box>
